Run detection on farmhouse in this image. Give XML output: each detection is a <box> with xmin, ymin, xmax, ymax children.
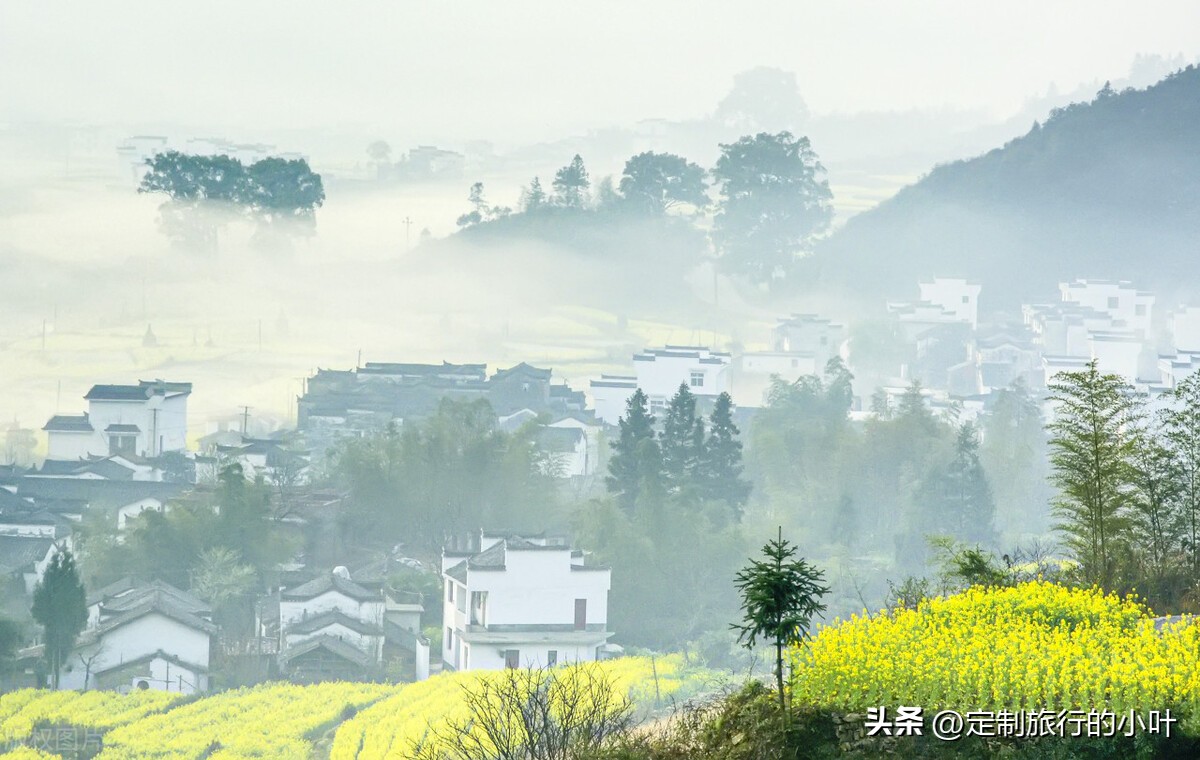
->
<box><xmin>441</xmin><ymin>532</ymin><xmax>612</xmax><ymax>672</ymax></box>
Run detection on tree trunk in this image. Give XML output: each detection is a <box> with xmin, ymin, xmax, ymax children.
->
<box><xmin>775</xmin><ymin>639</ymin><xmax>785</xmax><ymax>711</ymax></box>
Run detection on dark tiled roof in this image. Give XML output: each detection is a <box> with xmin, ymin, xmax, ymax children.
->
<box><xmin>99</xmin><ymin>580</ymin><xmax>211</xmax><ymax>617</ymax></box>
<box><xmin>43</xmin><ymin>415</ymin><xmax>94</xmax><ymax>432</ymax></box>
<box><xmin>282</xmin><ymin>573</ymin><xmax>378</xmax><ymax>602</ymax></box>
<box><xmin>0</xmin><ymin>488</ymin><xmax>32</xmax><ymax>511</ymax></box>
<box><xmin>139</xmin><ymin>380</ymin><xmax>192</xmax><ymax>395</ymax></box>
<box><xmin>97</xmin><ymin>593</ymin><xmax>218</xmax><ymax>637</ymax></box>
<box><xmin>278</xmin><ymin>634</ymin><xmax>371</xmax><ymax>668</ymax></box>
<box><xmin>85</xmin><ymin>385</ymin><xmax>150</xmax><ymax>401</ymax></box>
<box><xmin>105</xmin><ymin>424</ymin><xmax>141</xmax><ymax>433</ymax></box>
<box><xmin>93</xmin><ymin>648</ymin><xmax>209</xmax><ymax>676</ymax></box>
<box><xmin>73</xmin><ymin>459</ymin><xmax>136</xmax><ymax>481</ymax></box>
<box><xmin>491</xmin><ymin>362</ymin><xmax>552</xmax><ymax>382</ymax></box>
<box><xmin>0</xmin><ymin>535</ymin><xmax>56</xmax><ymax>574</ymax></box>
<box><xmin>286</xmin><ymin>610</ymin><xmax>383</xmax><ymax>636</ymax></box>
<box><xmin>536</xmin><ymin>427</ymin><xmax>583</xmax><ymax>453</ymax></box>
<box><xmin>16</xmin><ymin>478</ymin><xmax>182</xmax><ymax>509</ymax></box>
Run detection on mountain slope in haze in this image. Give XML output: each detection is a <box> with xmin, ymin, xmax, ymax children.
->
<box><xmin>811</xmin><ymin>66</ymin><xmax>1200</xmax><ymax>309</ymax></box>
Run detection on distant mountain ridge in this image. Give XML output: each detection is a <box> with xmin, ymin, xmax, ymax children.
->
<box><xmin>811</xmin><ymin>66</ymin><xmax>1200</xmax><ymax>309</ymax></box>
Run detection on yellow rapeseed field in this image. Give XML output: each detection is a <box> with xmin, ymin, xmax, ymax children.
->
<box><xmin>789</xmin><ymin>581</ymin><xmax>1200</xmax><ymax>732</ymax></box>
<box><xmin>331</xmin><ymin>655</ymin><xmax>725</xmax><ymax>760</ymax></box>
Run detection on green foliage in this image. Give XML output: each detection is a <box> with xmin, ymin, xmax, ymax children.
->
<box><xmin>732</xmin><ymin>528</ymin><xmax>828</xmax><ymax>708</ymax></box>
<box><xmin>520</xmin><ymin>176</ymin><xmax>548</xmax><ymax>212</ymax></box>
<box><xmin>813</xmin><ymin>66</ymin><xmax>1200</xmax><ymax>306</ymax></box>
<box><xmin>576</xmin><ymin>497</ymin><xmax>746</xmax><ymax>653</ymax></box>
<box><xmin>329</xmin><ymin>398</ymin><xmax>562</xmax><ymax>550</ymax></box>
<box><xmin>916</xmin><ymin>423</ymin><xmax>997</xmax><ymax>548</ymax></box>
<box><xmin>617</xmin><ymin>152</ymin><xmax>708</xmax><ymax>215</ymax></box>
<box><xmin>553</xmin><ymin>154</ymin><xmax>591</xmax><ymax>208</ymax></box>
<box><xmin>1162</xmin><ymin>371</ymin><xmax>1200</xmax><ymax>582</ymax></box>
<box><xmin>30</xmin><ymin>549</ymin><xmax>87</xmax><ymax>689</ymax></box>
<box><xmin>700</xmin><ymin>393</ymin><xmax>751</xmax><ymax>516</ymax></box>
<box><xmin>980</xmin><ymin>380</ymin><xmax>1052</xmax><ymax>539</ymax></box>
<box><xmin>593</xmin><ymin>681</ymin><xmax>838</xmax><ymax>760</ymax></box>
<box><xmin>659</xmin><ymin>384</ymin><xmax>705</xmax><ymax>495</ymax></box>
<box><xmin>139</xmin><ymin>151</ymin><xmax>324</xmax><ymax>216</ymax></box>
<box><xmin>606</xmin><ymin>389</ymin><xmax>660</xmax><ymax>511</ymax></box>
<box><xmin>711</xmin><ymin>131</ymin><xmax>833</xmax><ymax>286</ymax></box>
<box><xmin>1046</xmin><ymin>360</ymin><xmax>1138</xmax><ymax>590</ymax></box>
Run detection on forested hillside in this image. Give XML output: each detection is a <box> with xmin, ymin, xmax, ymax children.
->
<box><xmin>812</xmin><ymin>66</ymin><xmax>1200</xmax><ymax>307</ymax></box>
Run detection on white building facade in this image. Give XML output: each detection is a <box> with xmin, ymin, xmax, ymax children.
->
<box><xmin>590</xmin><ymin>347</ymin><xmax>732</xmax><ymax>425</ymax></box>
<box><xmin>441</xmin><ymin>533</ymin><xmax>612</xmax><ymax>672</ymax></box>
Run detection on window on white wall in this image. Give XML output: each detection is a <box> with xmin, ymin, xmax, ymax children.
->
<box><xmin>689</xmin><ymin>371</ymin><xmax>704</xmax><ymax>388</ymax></box>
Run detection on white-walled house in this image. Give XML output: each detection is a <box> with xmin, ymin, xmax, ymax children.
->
<box><xmin>590</xmin><ymin>347</ymin><xmax>732</xmax><ymax>425</ymax></box>
<box><xmin>1170</xmin><ymin>306</ymin><xmax>1200</xmax><ymax>353</ymax></box>
<box><xmin>1059</xmin><ymin>279</ymin><xmax>1154</xmax><ymax>335</ymax></box>
<box><xmin>441</xmin><ymin>533</ymin><xmax>612</xmax><ymax>672</ymax></box>
<box><xmin>60</xmin><ymin>580</ymin><xmax>215</xmax><ymax>693</ymax></box>
<box><xmin>277</xmin><ymin>568</ymin><xmax>386</xmax><ymax>682</ymax></box>
<box><xmin>589</xmin><ymin>376</ymin><xmax>638</xmax><ymax>427</ymax></box>
<box><xmin>919</xmin><ymin>278</ymin><xmax>982</xmax><ymax>329</ymax></box>
<box><xmin>43</xmin><ymin>381</ymin><xmax>191</xmax><ymax>462</ymax></box>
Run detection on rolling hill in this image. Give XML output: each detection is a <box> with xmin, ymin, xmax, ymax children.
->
<box><xmin>811</xmin><ymin>66</ymin><xmax>1200</xmax><ymax>310</ymax></box>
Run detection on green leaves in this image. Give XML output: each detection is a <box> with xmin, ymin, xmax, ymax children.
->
<box><xmin>731</xmin><ymin>528</ymin><xmax>828</xmax><ymax>709</ymax></box>
<box><xmin>31</xmin><ymin>549</ymin><xmax>87</xmax><ymax>688</ymax></box>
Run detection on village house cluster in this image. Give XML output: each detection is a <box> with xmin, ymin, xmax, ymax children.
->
<box><xmin>2</xmin><ymin>274</ymin><xmax>1195</xmax><ymax>693</ymax></box>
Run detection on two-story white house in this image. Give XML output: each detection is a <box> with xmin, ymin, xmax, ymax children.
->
<box><xmin>590</xmin><ymin>347</ymin><xmax>732</xmax><ymax>425</ymax></box>
<box><xmin>44</xmin><ymin>380</ymin><xmax>192</xmax><ymax>461</ymax></box>
<box><xmin>441</xmin><ymin>533</ymin><xmax>612</xmax><ymax>672</ymax></box>
<box><xmin>276</xmin><ymin>568</ymin><xmax>386</xmax><ymax>682</ymax></box>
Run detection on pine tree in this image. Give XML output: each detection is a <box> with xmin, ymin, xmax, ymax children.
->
<box><xmin>660</xmin><ymin>383</ymin><xmax>704</xmax><ymax>492</ymax></box>
<box><xmin>520</xmin><ymin>177</ymin><xmax>547</xmax><ymax>212</ymax></box>
<box><xmin>701</xmin><ymin>392</ymin><xmax>751</xmax><ymax>517</ymax></box>
<box><xmin>920</xmin><ymin>423</ymin><xmax>996</xmax><ymax>546</ymax></box>
<box><xmin>31</xmin><ymin>549</ymin><xmax>87</xmax><ymax>689</ymax></box>
<box><xmin>605</xmin><ymin>389</ymin><xmax>659</xmax><ymax>510</ymax></box>
<box><xmin>552</xmin><ymin>155</ymin><xmax>590</xmax><ymax>207</ymax></box>
<box><xmin>1047</xmin><ymin>360</ymin><xmax>1137</xmax><ymax>589</ymax></box>
<box><xmin>732</xmin><ymin>528</ymin><xmax>828</xmax><ymax>709</ymax></box>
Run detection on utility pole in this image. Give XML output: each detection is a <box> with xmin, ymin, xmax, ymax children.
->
<box><xmin>402</xmin><ymin>216</ymin><xmax>413</xmax><ymax>251</ymax></box>
<box><xmin>241</xmin><ymin>406</ymin><xmax>252</xmax><ymax>437</ymax></box>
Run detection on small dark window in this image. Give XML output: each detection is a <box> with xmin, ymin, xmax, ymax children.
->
<box><xmin>574</xmin><ymin>599</ymin><xmax>587</xmax><ymax>630</ymax></box>
<box><xmin>547</xmin><ymin>650</ymin><xmax>558</xmax><ymax>667</ymax></box>
<box><xmin>1108</xmin><ymin>296</ymin><xmax>1119</xmax><ymax>309</ymax></box>
<box><xmin>961</xmin><ymin>295</ymin><xmax>970</xmax><ymax>304</ymax></box>
<box><xmin>446</xmin><ymin>627</ymin><xmax>453</xmax><ymax>649</ymax></box>
<box><xmin>504</xmin><ymin>649</ymin><xmax>520</xmax><ymax>669</ymax></box>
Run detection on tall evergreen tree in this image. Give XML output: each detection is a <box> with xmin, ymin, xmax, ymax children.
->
<box><xmin>702</xmin><ymin>392</ymin><xmax>751</xmax><ymax>517</ymax></box>
<box><xmin>605</xmin><ymin>389</ymin><xmax>659</xmax><ymax>510</ymax></box>
<box><xmin>1046</xmin><ymin>360</ymin><xmax>1137</xmax><ymax>589</ymax></box>
<box><xmin>552</xmin><ymin>154</ymin><xmax>590</xmax><ymax>207</ymax></box>
<box><xmin>31</xmin><ymin>549</ymin><xmax>87</xmax><ymax>689</ymax></box>
<box><xmin>660</xmin><ymin>383</ymin><xmax>704</xmax><ymax>492</ymax></box>
<box><xmin>732</xmin><ymin>528</ymin><xmax>828</xmax><ymax>709</ymax></box>
<box><xmin>1162</xmin><ymin>370</ymin><xmax>1200</xmax><ymax>582</ymax></box>
<box><xmin>519</xmin><ymin>177</ymin><xmax>547</xmax><ymax>212</ymax></box>
<box><xmin>920</xmin><ymin>423</ymin><xmax>997</xmax><ymax>546</ymax></box>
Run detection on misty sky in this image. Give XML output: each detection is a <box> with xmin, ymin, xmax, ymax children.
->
<box><xmin>3</xmin><ymin>0</ymin><xmax>1200</xmax><ymax>144</ymax></box>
